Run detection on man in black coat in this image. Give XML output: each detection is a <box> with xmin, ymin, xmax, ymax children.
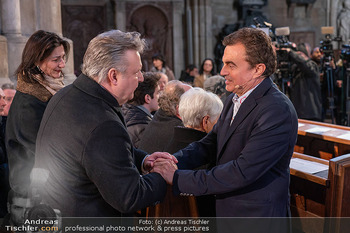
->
<box><xmin>138</xmin><ymin>80</ymin><xmax>192</xmax><ymax>154</ymax></box>
<box><xmin>33</xmin><ymin>30</ymin><xmax>176</xmax><ymax>217</ymax></box>
<box><xmin>289</xmin><ymin>43</ymin><xmax>322</xmax><ymax>121</ymax></box>
<box><xmin>122</xmin><ymin>72</ymin><xmax>161</xmax><ymax>148</ymax></box>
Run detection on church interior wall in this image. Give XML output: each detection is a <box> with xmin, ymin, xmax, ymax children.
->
<box><xmin>1</xmin><ymin>0</ymin><xmax>349</xmax><ymax>83</ymax></box>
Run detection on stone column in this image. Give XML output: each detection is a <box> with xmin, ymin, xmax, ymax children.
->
<box><xmin>172</xmin><ymin>0</ymin><xmax>185</xmax><ymax>78</ymax></box>
<box><xmin>1</xmin><ymin>0</ymin><xmax>21</xmax><ymax>35</ymax></box>
<box><xmin>115</xmin><ymin>0</ymin><xmax>127</xmax><ymax>31</ymax></box>
<box><xmin>1</xmin><ymin>0</ymin><xmax>27</xmax><ymax>83</ymax></box>
<box><xmin>204</xmin><ymin>0</ymin><xmax>213</xmax><ymax>60</ymax></box>
<box><xmin>0</xmin><ymin>36</ymin><xmax>11</xmax><ymax>85</ymax></box>
<box><xmin>199</xmin><ymin>0</ymin><xmax>206</xmax><ymax>60</ymax></box>
<box><xmin>192</xmin><ymin>0</ymin><xmax>200</xmax><ymax>66</ymax></box>
<box><xmin>37</xmin><ymin>0</ymin><xmax>62</xmax><ymax>36</ymax></box>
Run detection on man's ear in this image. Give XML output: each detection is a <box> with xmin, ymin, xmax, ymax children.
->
<box><xmin>107</xmin><ymin>68</ymin><xmax>119</xmax><ymax>85</ymax></box>
<box><xmin>144</xmin><ymin>94</ymin><xmax>151</xmax><ymax>104</ymax></box>
<box><xmin>201</xmin><ymin>115</ymin><xmax>209</xmax><ymax>132</ymax></box>
<box><xmin>175</xmin><ymin>105</ymin><xmax>181</xmax><ymax>119</ymax></box>
<box><xmin>254</xmin><ymin>63</ymin><xmax>266</xmax><ymax>78</ymax></box>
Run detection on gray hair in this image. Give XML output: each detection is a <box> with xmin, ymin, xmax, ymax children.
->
<box><xmin>158</xmin><ymin>80</ymin><xmax>186</xmax><ymax>116</ymax></box>
<box><xmin>179</xmin><ymin>87</ymin><xmax>223</xmax><ymax>128</ymax></box>
<box><xmin>81</xmin><ymin>30</ymin><xmax>145</xmax><ymax>83</ymax></box>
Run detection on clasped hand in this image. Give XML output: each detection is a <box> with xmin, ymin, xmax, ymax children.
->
<box><xmin>143</xmin><ymin>152</ymin><xmax>178</xmax><ymax>185</ymax></box>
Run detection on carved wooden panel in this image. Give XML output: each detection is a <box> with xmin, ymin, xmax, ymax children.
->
<box><xmin>62</xmin><ymin>5</ymin><xmax>107</xmax><ymax>75</ymax></box>
<box><xmin>126</xmin><ymin>3</ymin><xmax>173</xmax><ymax>72</ymax></box>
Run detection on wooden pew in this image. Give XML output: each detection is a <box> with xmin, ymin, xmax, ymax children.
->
<box><xmin>295</xmin><ymin>119</ymin><xmax>350</xmax><ymax>159</ymax></box>
<box><xmin>290</xmin><ymin>152</ymin><xmax>350</xmax><ymax>232</ymax></box>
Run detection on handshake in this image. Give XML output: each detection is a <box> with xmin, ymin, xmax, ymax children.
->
<box><xmin>143</xmin><ymin>152</ymin><xmax>178</xmax><ymax>185</ymax></box>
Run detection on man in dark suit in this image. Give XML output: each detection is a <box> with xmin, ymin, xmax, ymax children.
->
<box><xmin>153</xmin><ymin>27</ymin><xmax>298</xmax><ymax>219</ymax></box>
<box><xmin>33</xmin><ymin>30</ymin><xmax>176</xmax><ymax>217</ymax></box>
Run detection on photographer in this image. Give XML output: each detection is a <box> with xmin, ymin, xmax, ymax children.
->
<box><xmin>1</xmin><ymin>189</ymin><xmax>33</xmax><ymax>229</ymax></box>
<box><xmin>281</xmin><ymin>43</ymin><xmax>322</xmax><ymax>121</ymax></box>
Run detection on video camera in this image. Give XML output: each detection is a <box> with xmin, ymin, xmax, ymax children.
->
<box><xmin>274</xmin><ymin>27</ymin><xmax>296</xmax><ymax>67</ymax></box>
<box><xmin>320</xmin><ymin>26</ymin><xmax>342</xmax><ymax>59</ymax></box>
<box><xmin>341</xmin><ymin>44</ymin><xmax>350</xmax><ymax>64</ymax></box>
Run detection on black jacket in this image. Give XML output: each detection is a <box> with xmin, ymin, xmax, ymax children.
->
<box><xmin>138</xmin><ymin>109</ymin><xmax>183</xmax><ymax>153</ymax></box>
<box><xmin>6</xmin><ymin>76</ymin><xmax>52</xmax><ymax>195</ymax></box>
<box><xmin>0</xmin><ymin>116</ymin><xmax>9</xmax><ymax>218</ymax></box>
<box><xmin>122</xmin><ymin>103</ymin><xmax>152</xmax><ymax>148</ymax></box>
<box><xmin>289</xmin><ymin>51</ymin><xmax>322</xmax><ymax>121</ymax></box>
<box><xmin>34</xmin><ymin>74</ymin><xmax>166</xmax><ymax>217</ymax></box>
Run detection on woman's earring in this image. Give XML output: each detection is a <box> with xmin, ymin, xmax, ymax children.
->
<box><xmin>36</xmin><ymin>65</ymin><xmax>44</xmax><ymax>74</ymax></box>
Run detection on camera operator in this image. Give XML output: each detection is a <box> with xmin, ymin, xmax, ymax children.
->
<box><xmin>278</xmin><ymin>43</ymin><xmax>322</xmax><ymax>121</ymax></box>
<box><xmin>1</xmin><ymin>189</ymin><xmax>33</xmax><ymax>232</ymax></box>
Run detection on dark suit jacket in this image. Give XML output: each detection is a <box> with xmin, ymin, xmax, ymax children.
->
<box><xmin>173</xmin><ymin>77</ymin><xmax>298</xmax><ymax>217</ymax></box>
<box><xmin>34</xmin><ymin>74</ymin><xmax>166</xmax><ymax>217</ymax></box>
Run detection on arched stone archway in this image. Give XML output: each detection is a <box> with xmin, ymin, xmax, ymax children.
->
<box><xmin>127</xmin><ymin>5</ymin><xmax>173</xmax><ymax>72</ymax></box>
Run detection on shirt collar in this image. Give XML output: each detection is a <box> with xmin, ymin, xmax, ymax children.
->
<box><xmin>232</xmin><ymin>81</ymin><xmax>262</xmax><ymax>104</ymax></box>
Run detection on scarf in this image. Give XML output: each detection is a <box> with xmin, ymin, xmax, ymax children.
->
<box><xmin>32</xmin><ymin>73</ymin><xmax>65</xmax><ymax>95</ymax></box>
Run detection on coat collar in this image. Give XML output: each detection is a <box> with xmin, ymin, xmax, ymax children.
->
<box><xmin>217</xmin><ymin>77</ymin><xmax>274</xmax><ymax>158</ymax></box>
<box><xmin>73</xmin><ymin>73</ymin><xmax>121</xmax><ymax>111</ymax></box>
<box><xmin>16</xmin><ymin>74</ymin><xmax>52</xmax><ymax>102</ymax></box>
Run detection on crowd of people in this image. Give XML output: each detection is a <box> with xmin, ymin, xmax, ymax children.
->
<box><xmin>0</xmin><ymin>25</ymin><xmax>341</xmax><ymax>232</ymax></box>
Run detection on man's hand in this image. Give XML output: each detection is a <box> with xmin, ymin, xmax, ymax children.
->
<box><xmin>143</xmin><ymin>152</ymin><xmax>178</xmax><ymax>173</ymax></box>
<box><xmin>152</xmin><ymin>158</ymin><xmax>178</xmax><ymax>185</ymax></box>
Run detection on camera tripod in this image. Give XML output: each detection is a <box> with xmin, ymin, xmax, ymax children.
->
<box><xmin>322</xmin><ymin>56</ymin><xmax>336</xmax><ymax>124</ymax></box>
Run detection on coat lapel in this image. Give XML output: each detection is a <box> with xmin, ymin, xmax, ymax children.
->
<box><xmin>217</xmin><ymin>78</ymin><xmax>274</xmax><ymax>160</ymax></box>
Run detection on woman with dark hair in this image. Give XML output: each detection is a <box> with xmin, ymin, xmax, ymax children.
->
<box><xmin>6</xmin><ymin>30</ymin><xmax>70</xmax><ymax>195</ymax></box>
<box><xmin>150</xmin><ymin>53</ymin><xmax>175</xmax><ymax>81</ymax></box>
<box><xmin>193</xmin><ymin>58</ymin><xmax>216</xmax><ymax>88</ymax></box>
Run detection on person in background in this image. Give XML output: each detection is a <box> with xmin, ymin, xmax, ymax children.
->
<box><xmin>150</xmin><ymin>53</ymin><xmax>175</xmax><ymax>81</ymax></box>
<box><xmin>152</xmin><ymin>28</ymin><xmax>298</xmax><ymax>224</ymax></box>
<box><xmin>158</xmin><ymin>73</ymin><xmax>168</xmax><ymax>92</ymax></box>
<box><xmin>138</xmin><ymin>80</ymin><xmax>192</xmax><ymax>154</ymax></box>
<box><xmin>311</xmin><ymin>47</ymin><xmax>322</xmax><ymax>68</ymax></box>
<box><xmin>122</xmin><ymin>72</ymin><xmax>161</xmax><ymax>148</ymax></box>
<box><xmin>203</xmin><ymin>75</ymin><xmax>229</xmax><ymax>102</ymax></box>
<box><xmin>1</xmin><ymin>83</ymin><xmax>16</xmax><ymax>117</ymax></box>
<box><xmin>193</xmin><ymin>58</ymin><xmax>216</xmax><ymax>88</ymax></box>
<box><xmin>1</xmin><ymin>189</ymin><xmax>33</xmax><ymax>228</ymax></box>
<box><xmin>0</xmin><ymin>88</ymin><xmax>8</xmax><ymax>218</ymax></box>
<box><xmin>163</xmin><ymin>88</ymin><xmax>223</xmax><ymax>217</ymax></box>
<box><xmin>6</xmin><ymin>30</ymin><xmax>70</xmax><ymax>196</ymax></box>
<box><xmin>33</xmin><ymin>30</ymin><xmax>176</xmax><ymax>217</ymax></box>
<box><xmin>288</xmin><ymin>43</ymin><xmax>322</xmax><ymax>121</ymax></box>
<box><xmin>179</xmin><ymin>64</ymin><xmax>199</xmax><ymax>86</ymax></box>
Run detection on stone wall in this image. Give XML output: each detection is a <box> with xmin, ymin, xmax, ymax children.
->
<box><xmin>1</xmin><ymin>0</ymin><xmax>348</xmax><ymax>82</ymax></box>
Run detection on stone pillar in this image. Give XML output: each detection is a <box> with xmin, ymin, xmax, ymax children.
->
<box><xmin>20</xmin><ymin>0</ymin><xmax>37</xmax><ymax>36</ymax></box>
<box><xmin>1</xmin><ymin>0</ymin><xmax>21</xmax><ymax>35</ymax></box>
<box><xmin>204</xmin><ymin>0</ymin><xmax>212</xmax><ymax>60</ymax></box>
<box><xmin>192</xmin><ymin>0</ymin><xmax>200</xmax><ymax>66</ymax></box>
<box><xmin>199</xmin><ymin>0</ymin><xmax>206</xmax><ymax>60</ymax></box>
<box><xmin>37</xmin><ymin>0</ymin><xmax>62</xmax><ymax>36</ymax></box>
<box><xmin>115</xmin><ymin>0</ymin><xmax>126</xmax><ymax>31</ymax></box>
<box><xmin>172</xmin><ymin>0</ymin><xmax>184</xmax><ymax>79</ymax></box>
<box><xmin>62</xmin><ymin>38</ymin><xmax>76</xmax><ymax>85</ymax></box>
<box><xmin>1</xmin><ymin>0</ymin><xmax>27</xmax><ymax>83</ymax></box>
<box><xmin>0</xmin><ymin>36</ymin><xmax>11</xmax><ymax>84</ymax></box>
